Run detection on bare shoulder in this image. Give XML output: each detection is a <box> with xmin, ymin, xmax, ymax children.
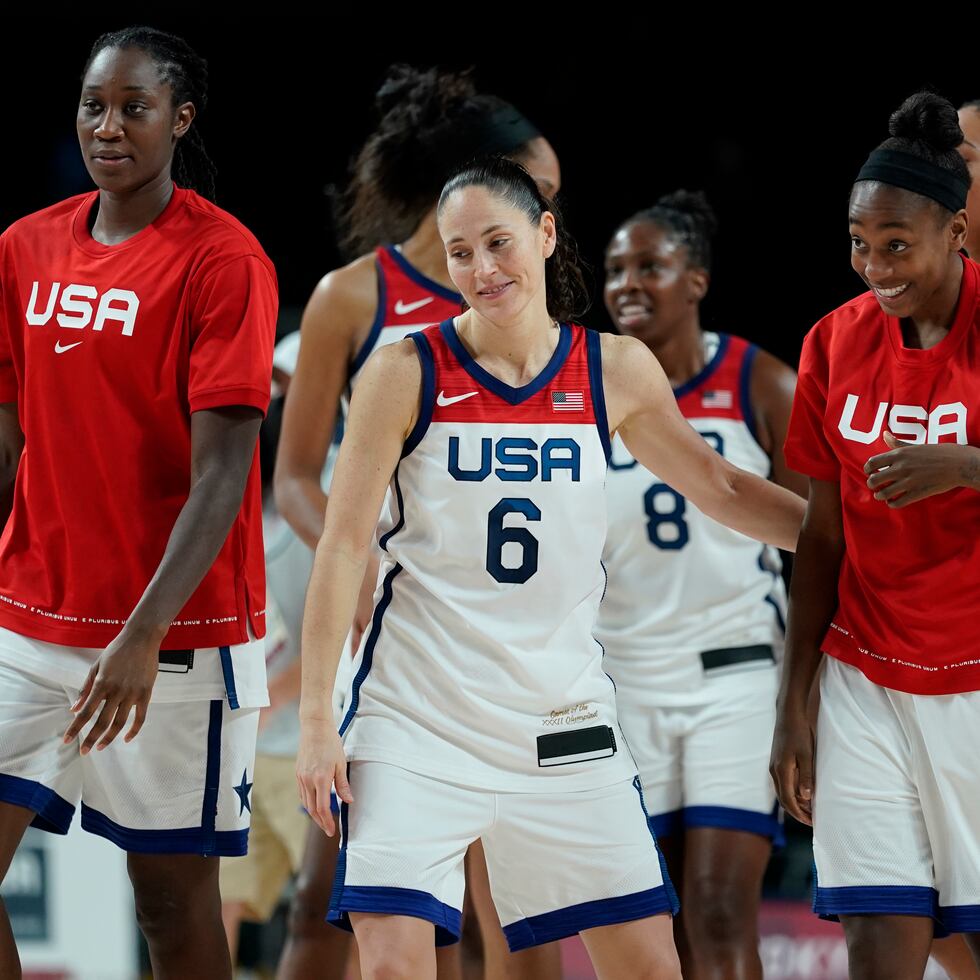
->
<box><xmin>598</xmin><ymin>332</ymin><xmax>658</xmax><ymax>382</ymax></box>
<box><xmin>353</xmin><ymin>337</ymin><xmax>422</xmax><ymax>401</ymax></box>
<box><xmin>750</xmin><ymin>346</ymin><xmax>798</xmax><ymax>411</ymax></box>
<box><xmin>301</xmin><ymin>251</ymin><xmax>379</xmax><ymax>338</ymax></box>
<box><xmin>598</xmin><ymin>333</ymin><xmax>669</xmax><ymax>431</ymax></box>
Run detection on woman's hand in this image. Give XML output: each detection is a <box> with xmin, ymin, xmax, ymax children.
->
<box><xmin>769</xmin><ymin>704</ymin><xmax>815</xmax><ymax>826</ymax></box>
<box><xmin>865</xmin><ymin>433</ymin><xmax>980</xmax><ymax>507</ymax></box>
<box><xmin>64</xmin><ymin>626</ymin><xmax>163</xmax><ymax>754</ymax></box>
<box><xmin>297</xmin><ymin>717</ymin><xmax>353</xmax><ymax>837</ymax></box>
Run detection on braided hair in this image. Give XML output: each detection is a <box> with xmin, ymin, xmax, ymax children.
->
<box><xmin>83</xmin><ymin>26</ymin><xmax>217</xmax><ymax>201</ymax></box>
<box><xmin>618</xmin><ymin>190</ymin><xmax>718</xmax><ymax>273</ymax></box>
<box><xmin>437</xmin><ymin>157</ymin><xmax>589</xmax><ymax>324</ymax></box>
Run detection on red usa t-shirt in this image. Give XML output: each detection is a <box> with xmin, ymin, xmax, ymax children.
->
<box><xmin>785</xmin><ymin>255</ymin><xmax>980</xmax><ymax>694</ymax></box>
<box><xmin>0</xmin><ymin>185</ymin><xmax>277</xmax><ymax>649</ymax></box>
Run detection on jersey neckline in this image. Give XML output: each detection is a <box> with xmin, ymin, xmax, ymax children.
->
<box><xmin>386</xmin><ymin>245</ymin><xmax>461</xmax><ymax>304</ymax></box>
<box><xmin>439</xmin><ymin>318</ymin><xmax>573</xmax><ymax>405</ymax></box>
<box><xmin>884</xmin><ymin>254</ymin><xmax>978</xmax><ymax>366</ymax></box>
<box><xmin>673</xmin><ymin>333</ymin><xmax>731</xmax><ymax>398</ymax></box>
<box><xmin>71</xmin><ymin>183</ymin><xmax>187</xmax><ymax>257</ymax></box>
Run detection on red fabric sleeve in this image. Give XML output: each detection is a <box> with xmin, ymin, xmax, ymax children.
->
<box><xmin>783</xmin><ymin>324</ymin><xmax>841</xmax><ymax>482</ymax></box>
<box><xmin>188</xmin><ymin>254</ymin><xmax>278</xmax><ymax>414</ymax></box>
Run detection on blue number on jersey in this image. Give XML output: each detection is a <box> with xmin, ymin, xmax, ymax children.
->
<box><xmin>487</xmin><ymin>498</ymin><xmax>541</xmax><ymax>583</ymax></box>
<box><xmin>642</xmin><ymin>431</ymin><xmax>724</xmax><ymax>551</ymax></box>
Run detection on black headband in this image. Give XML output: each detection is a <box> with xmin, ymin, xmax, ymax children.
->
<box><xmin>471</xmin><ymin>104</ymin><xmax>541</xmax><ymax>158</ymax></box>
<box><xmin>855</xmin><ymin>148</ymin><xmax>969</xmax><ymax>213</ymax></box>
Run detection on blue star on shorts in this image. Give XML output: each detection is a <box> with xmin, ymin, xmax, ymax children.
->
<box><xmin>234</xmin><ymin>769</ymin><xmax>253</xmax><ymax>816</ymax></box>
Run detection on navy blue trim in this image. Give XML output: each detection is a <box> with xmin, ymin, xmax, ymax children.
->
<box><xmin>349</xmin><ymin>255</ymin><xmax>386</xmax><ymax>380</ymax></box>
<box><xmin>329</xmin><ymin>797</ymin><xmax>350</xmax><ymax>914</ymax></box>
<box><xmin>814</xmin><ymin>884</ymin><xmax>938</xmax><ymax>920</ymax></box>
<box><xmin>503</xmin><ymin>886</ymin><xmax>675</xmax><ymax>952</ymax></box>
<box><xmin>765</xmin><ymin>595</ymin><xmax>787</xmax><ymax>635</ymax></box>
<box><xmin>377</xmin><ymin>468</ymin><xmax>405</xmax><ymax>553</ymax></box>
<box><xmin>0</xmin><ymin>773</ymin><xmax>75</xmax><ymax>835</ymax></box>
<box><xmin>673</xmin><ymin>332</ymin><xmax>731</xmax><ymax>398</ymax></box>
<box><xmin>684</xmin><ymin>804</ymin><xmax>785</xmax><ymax>846</ymax></box>
<box><xmin>339</xmin><ymin>564</ymin><xmax>403</xmax><ymax>736</ymax></box>
<box><xmin>330</xmin><ymin>791</ymin><xmax>340</xmax><ymax>816</ymax></box>
<box><xmin>329</xmin><ymin>885</ymin><xmax>462</xmax><ymax>946</ymax></box>
<box><xmin>648</xmin><ymin>808</ymin><xmax>684</xmax><ymax>841</ymax></box>
<box><xmin>585</xmin><ymin>328</ymin><xmax>611</xmax><ymax>463</ymax></box>
<box><xmin>941</xmin><ymin>904</ymin><xmax>980</xmax><ymax>932</ymax></box>
<box><xmin>200</xmin><ymin>699</ymin><xmax>223</xmax><ymax>853</ymax></box>
<box><xmin>439</xmin><ymin>319</ymin><xmax>573</xmax><ymax>405</ymax></box>
<box><xmin>386</xmin><ymin>245</ymin><xmax>461</xmax><ymax>304</ymax></box>
<box><xmin>404</xmin><ymin>332</ymin><xmax>435</xmax><ymax>457</ymax></box>
<box><xmin>738</xmin><ymin>342</ymin><xmax>761</xmax><ymax>445</ymax></box>
<box><xmin>632</xmin><ymin>776</ymin><xmax>680</xmax><ymax>914</ymax></box>
<box><xmin>81</xmin><ymin>804</ymin><xmax>248</xmax><ymax>856</ymax></box>
<box><xmin>218</xmin><ymin>645</ymin><xmax>239</xmax><ymax>709</ymax></box>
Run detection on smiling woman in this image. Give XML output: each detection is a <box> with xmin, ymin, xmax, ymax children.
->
<box><xmin>771</xmin><ymin>91</ymin><xmax>980</xmax><ymax>979</ymax></box>
<box><xmin>0</xmin><ymin>25</ymin><xmax>276</xmax><ymax>980</ymax></box>
<box><xmin>294</xmin><ymin>156</ymin><xmax>803</xmax><ymax>980</ymax></box>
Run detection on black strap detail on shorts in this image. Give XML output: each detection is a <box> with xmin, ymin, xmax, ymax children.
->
<box><xmin>537</xmin><ymin>725</ymin><xmax>617</xmax><ymax>767</ymax></box>
<box><xmin>700</xmin><ymin>644</ymin><xmax>774</xmax><ymax>671</ymax></box>
<box><xmin>159</xmin><ymin>649</ymin><xmax>195</xmax><ymax>672</ymax></box>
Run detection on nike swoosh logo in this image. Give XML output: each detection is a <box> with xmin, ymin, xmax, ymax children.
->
<box><xmin>394</xmin><ymin>297</ymin><xmax>434</xmax><ymax>316</ymax></box>
<box><xmin>437</xmin><ymin>390</ymin><xmax>479</xmax><ymax>407</ymax></box>
<box><xmin>54</xmin><ymin>340</ymin><xmax>83</xmax><ymax>354</ymax></box>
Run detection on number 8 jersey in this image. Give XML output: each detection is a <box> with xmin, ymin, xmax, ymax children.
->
<box><xmin>339</xmin><ymin>318</ymin><xmax>637</xmax><ymax>791</ymax></box>
<box><xmin>596</xmin><ymin>332</ymin><xmax>786</xmax><ymax>703</ymax></box>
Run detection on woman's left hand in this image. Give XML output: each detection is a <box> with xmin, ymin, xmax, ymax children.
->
<box><xmin>865</xmin><ymin>432</ymin><xmax>980</xmax><ymax>507</ymax></box>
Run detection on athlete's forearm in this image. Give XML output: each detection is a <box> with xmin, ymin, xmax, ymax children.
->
<box><xmin>0</xmin><ymin>404</ymin><xmax>23</xmax><ymax>528</ymax></box>
<box><xmin>299</xmin><ymin>536</ymin><xmax>369</xmax><ymax>724</ymax></box>
<box><xmin>703</xmin><ymin>464</ymin><xmax>805</xmax><ymax>553</ymax></box>
<box><xmin>124</xmin><ymin>409</ymin><xmax>262</xmax><ymax>641</ymax></box>
<box><xmin>274</xmin><ymin>469</ymin><xmax>327</xmax><ymax>551</ymax></box>
<box><xmin>777</xmin><ymin>520</ymin><xmax>845</xmax><ymax>716</ymax></box>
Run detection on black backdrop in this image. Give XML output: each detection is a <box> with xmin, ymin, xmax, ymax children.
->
<box><xmin>2</xmin><ymin>17</ymin><xmax>976</xmax><ymax>369</ymax></box>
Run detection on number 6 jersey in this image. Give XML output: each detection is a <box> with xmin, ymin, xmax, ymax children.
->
<box><xmin>596</xmin><ymin>332</ymin><xmax>786</xmax><ymax>704</ymax></box>
<box><xmin>338</xmin><ymin>318</ymin><xmax>636</xmax><ymax>791</ymax></box>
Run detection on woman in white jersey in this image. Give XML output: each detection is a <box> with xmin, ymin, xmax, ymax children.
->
<box><xmin>296</xmin><ymin>157</ymin><xmax>804</xmax><ymax>980</ymax></box>
<box><xmin>273</xmin><ymin>66</ymin><xmax>561</xmax><ymax>980</ymax></box>
<box><xmin>597</xmin><ymin>190</ymin><xmax>806</xmax><ymax>979</ymax></box>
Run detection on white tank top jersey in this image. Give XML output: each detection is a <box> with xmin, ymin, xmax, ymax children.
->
<box><xmin>339</xmin><ymin>319</ymin><xmax>637</xmax><ymax>792</ymax></box>
<box><xmin>596</xmin><ymin>332</ymin><xmax>786</xmax><ymax>706</ymax></box>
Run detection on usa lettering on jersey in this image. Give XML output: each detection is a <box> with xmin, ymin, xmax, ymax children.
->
<box><xmin>838</xmin><ymin>393</ymin><xmax>967</xmax><ymax>445</ymax></box>
<box><xmin>26</xmin><ymin>281</ymin><xmax>139</xmax><ymax>336</ymax></box>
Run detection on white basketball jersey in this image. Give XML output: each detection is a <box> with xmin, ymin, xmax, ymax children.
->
<box><xmin>596</xmin><ymin>333</ymin><xmax>786</xmax><ymax>705</ymax></box>
<box><xmin>340</xmin><ymin>320</ymin><xmax>637</xmax><ymax>792</ymax></box>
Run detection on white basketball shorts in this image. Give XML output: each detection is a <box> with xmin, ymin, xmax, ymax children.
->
<box><xmin>328</xmin><ymin>760</ymin><xmax>678</xmax><ymax>951</ymax></box>
<box><xmin>618</xmin><ymin>665</ymin><xmax>781</xmax><ymax>842</ymax></box>
<box><xmin>0</xmin><ymin>627</ymin><xmax>264</xmax><ymax>856</ymax></box>
<box><xmin>813</xmin><ymin>657</ymin><xmax>980</xmax><ymax>934</ymax></box>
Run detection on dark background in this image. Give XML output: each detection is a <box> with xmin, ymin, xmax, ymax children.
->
<box><xmin>2</xmin><ymin>18</ymin><xmax>977</xmax><ymax>369</ymax></box>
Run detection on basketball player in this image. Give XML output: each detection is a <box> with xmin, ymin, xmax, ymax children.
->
<box><xmin>0</xmin><ymin>28</ymin><xmax>276</xmax><ymax>980</ymax></box>
<box><xmin>958</xmin><ymin>100</ymin><xmax>980</xmax><ymax>259</ymax></box>
<box><xmin>771</xmin><ymin>92</ymin><xmax>980</xmax><ymax>979</ymax></box>
<box><xmin>598</xmin><ymin>190</ymin><xmax>806</xmax><ymax>979</ymax></box>
<box><xmin>296</xmin><ymin>157</ymin><xmax>804</xmax><ymax>980</ymax></box>
<box><xmin>274</xmin><ymin>66</ymin><xmax>561</xmax><ymax>980</ymax></box>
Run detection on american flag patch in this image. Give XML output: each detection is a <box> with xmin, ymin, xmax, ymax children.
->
<box><xmin>701</xmin><ymin>389</ymin><xmax>733</xmax><ymax>409</ymax></box>
<box><xmin>551</xmin><ymin>390</ymin><xmax>584</xmax><ymax>412</ymax></box>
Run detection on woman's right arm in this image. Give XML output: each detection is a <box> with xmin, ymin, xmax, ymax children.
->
<box><xmin>274</xmin><ymin>260</ymin><xmax>376</xmax><ymax>549</ymax></box>
<box><xmin>0</xmin><ymin>403</ymin><xmax>23</xmax><ymax>527</ymax></box>
<box><xmin>769</xmin><ymin>478</ymin><xmax>845</xmax><ymax>826</ymax></box>
<box><xmin>295</xmin><ymin>339</ymin><xmax>421</xmax><ymax>836</ymax></box>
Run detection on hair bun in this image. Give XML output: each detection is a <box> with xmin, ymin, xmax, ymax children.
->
<box><xmin>888</xmin><ymin>91</ymin><xmax>963</xmax><ymax>152</ymax></box>
<box><xmin>655</xmin><ymin>189</ymin><xmax>718</xmax><ymax>240</ymax></box>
